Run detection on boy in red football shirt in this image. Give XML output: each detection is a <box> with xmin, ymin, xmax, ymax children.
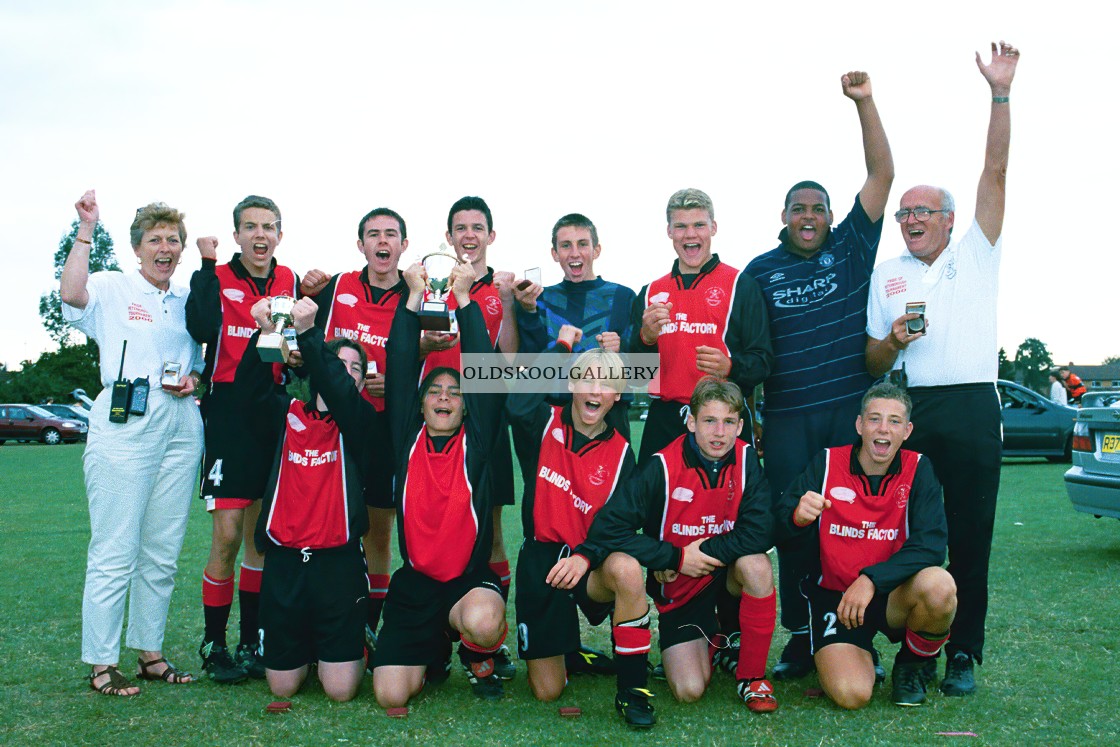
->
<box><xmin>775</xmin><ymin>382</ymin><xmax>957</xmax><ymax>708</ymax></box>
<box><xmin>508</xmin><ymin>332</ymin><xmax>654</xmax><ymax>727</ymax></box>
<box><xmin>187</xmin><ymin>196</ymin><xmax>309</xmax><ymax>682</ymax></box>
<box><xmin>370</xmin><ymin>260</ymin><xmax>508</xmax><ymax>709</ymax></box>
<box><xmin>237</xmin><ymin>297</ymin><xmax>378</xmax><ymax>702</ymax></box>
<box><xmin>312</xmin><ymin>207</ymin><xmax>410</xmax><ymax>656</ymax></box>
<box><xmin>589</xmin><ymin>377</ymin><xmax>779</xmax><ymax>712</ymax></box>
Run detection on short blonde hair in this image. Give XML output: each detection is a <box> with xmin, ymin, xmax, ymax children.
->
<box><xmin>569</xmin><ymin>348</ymin><xmax>627</xmax><ymax>393</ymax></box>
<box><xmin>130</xmin><ymin>202</ymin><xmax>187</xmax><ymax>248</ymax></box>
<box><xmin>666</xmin><ymin>188</ymin><xmax>714</xmax><ymax>222</ymax></box>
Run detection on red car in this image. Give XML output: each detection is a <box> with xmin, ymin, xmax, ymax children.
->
<box><xmin>0</xmin><ymin>403</ymin><xmax>88</xmax><ymax>445</ymax></box>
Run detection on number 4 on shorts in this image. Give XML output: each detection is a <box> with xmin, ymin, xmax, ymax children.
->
<box><xmin>208</xmin><ymin>459</ymin><xmax>224</xmax><ymax>486</ymax></box>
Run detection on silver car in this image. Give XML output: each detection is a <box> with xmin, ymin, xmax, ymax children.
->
<box><xmin>1064</xmin><ymin>392</ymin><xmax>1120</xmax><ymax>520</ymax></box>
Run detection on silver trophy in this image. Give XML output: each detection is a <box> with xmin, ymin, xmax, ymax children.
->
<box><xmin>518</xmin><ymin>266</ymin><xmax>541</xmax><ymax>291</ymax></box>
<box><xmin>419</xmin><ymin>246</ymin><xmax>461</xmax><ymax>332</ymax></box>
<box><xmin>258</xmin><ymin>295</ymin><xmax>296</xmax><ymax>362</ymax></box>
<box><xmin>160</xmin><ymin>361</ymin><xmax>183</xmax><ymax>391</ymax></box>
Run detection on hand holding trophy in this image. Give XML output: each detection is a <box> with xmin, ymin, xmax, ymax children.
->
<box><xmin>418</xmin><ymin>243</ymin><xmax>462</xmax><ymax>333</ymax></box>
<box><xmin>257</xmin><ymin>295</ymin><xmax>297</xmax><ymax>362</ymax></box>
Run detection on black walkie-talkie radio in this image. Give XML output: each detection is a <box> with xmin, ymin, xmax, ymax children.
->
<box><xmin>109</xmin><ymin>340</ymin><xmax>131</xmax><ymax>423</ymax></box>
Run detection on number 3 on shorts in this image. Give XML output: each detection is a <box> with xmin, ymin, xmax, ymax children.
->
<box><xmin>207</xmin><ymin>459</ymin><xmax>224</xmax><ymax>487</ymax></box>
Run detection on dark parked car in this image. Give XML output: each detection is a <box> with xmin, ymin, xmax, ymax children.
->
<box><xmin>996</xmin><ymin>379</ymin><xmax>1077</xmax><ymax>462</ymax></box>
<box><xmin>0</xmin><ymin>404</ymin><xmax>87</xmax><ymax>445</ymax></box>
<box><xmin>1064</xmin><ymin>393</ymin><xmax>1120</xmax><ymax>520</ymax></box>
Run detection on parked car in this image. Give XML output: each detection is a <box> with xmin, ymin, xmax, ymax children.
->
<box><xmin>1064</xmin><ymin>394</ymin><xmax>1120</xmax><ymax>520</ymax></box>
<box><xmin>38</xmin><ymin>404</ymin><xmax>89</xmax><ymax>441</ymax></box>
<box><xmin>0</xmin><ymin>404</ymin><xmax>87</xmax><ymax>445</ymax></box>
<box><xmin>996</xmin><ymin>379</ymin><xmax>1077</xmax><ymax>462</ymax></box>
<box><xmin>40</xmin><ymin>404</ymin><xmax>90</xmax><ymax>425</ymax></box>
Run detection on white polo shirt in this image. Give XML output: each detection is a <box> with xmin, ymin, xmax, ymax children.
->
<box><xmin>63</xmin><ymin>270</ymin><xmax>203</xmax><ymax>389</ymax></box>
<box><xmin>866</xmin><ymin>220</ymin><xmax>1001</xmax><ymax>387</ymax></box>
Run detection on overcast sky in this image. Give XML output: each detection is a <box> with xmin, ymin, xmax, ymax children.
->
<box><xmin>2</xmin><ymin>1</ymin><xmax>1115</xmax><ymax>371</ymax></box>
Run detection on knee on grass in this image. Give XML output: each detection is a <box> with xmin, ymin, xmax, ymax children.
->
<box><xmin>374</xmin><ymin>675</ymin><xmax>417</xmax><ymax>709</ymax></box>
<box><xmin>823</xmin><ymin>676</ymin><xmax>873</xmax><ymax>711</ymax></box>
<box><xmin>669</xmin><ymin>675</ymin><xmax>707</xmax><ymax>703</ymax></box>
<box><xmin>321</xmin><ymin>678</ymin><xmax>360</xmax><ymax>703</ymax></box>
<box><xmin>267</xmin><ymin>670</ymin><xmax>305</xmax><ymax>699</ymax></box>
<box><xmin>319</xmin><ymin>661</ymin><xmax>363</xmax><ymax>703</ymax></box>
<box><xmin>528</xmin><ymin>673</ymin><xmax>566</xmax><ymax>702</ymax></box>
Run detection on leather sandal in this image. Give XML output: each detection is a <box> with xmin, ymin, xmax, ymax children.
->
<box><xmin>137</xmin><ymin>657</ymin><xmax>193</xmax><ymax>684</ymax></box>
<box><xmin>89</xmin><ymin>665</ymin><xmax>139</xmax><ymax>696</ymax></box>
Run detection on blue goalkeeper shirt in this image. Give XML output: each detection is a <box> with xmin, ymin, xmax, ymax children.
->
<box><xmin>516</xmin><ymin>277</ymin><xmax>637</xmax><ymax>355</ymax></box>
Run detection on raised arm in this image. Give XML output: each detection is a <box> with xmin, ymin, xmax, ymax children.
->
<box><xmin>235</xmin><ymin>299</ymin><xmax>291</xmax><ymax>444</ymax></box>
<box><xmin>185</xmin><ymin>237</ymin><xmax>222</xmax><ymax>344</ymax></box>
<box><xmin>842</xmin><ymin>71</ymin><xmax>895</xmax><ymax>222</ymax></box>
<box><xmin>973</xmin><ymin>40</ymin><xmax>1019</xmax><ymax>244</ymax></box>
<box><xmin>291</xmin><ymin>297</ymin><xmax>378</xmax><ymax>444</ymax></box>
<box><xmin>452</xmin><ymin>264</ymin><xmax>506</xmax><ymax>452</ymax></box>
<box><xmin>60</xmin><ymin>190</ymin><xmax>98</xmax><ymax>309</ymax></box>
<box><xmin>385</xmin><ymin>263</ymin><xmax>428</xmax><ymax>457</ymax></box>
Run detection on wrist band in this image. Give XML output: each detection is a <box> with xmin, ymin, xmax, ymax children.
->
<box><xmin>992</xmin><ymin>96</ymin><xmax>1009</xmax><ymax>104</ymax></box>
<box><xmin>75</xmin><ymin>236</ymin><xmax>92</xmax><ymax>245</ymax></box>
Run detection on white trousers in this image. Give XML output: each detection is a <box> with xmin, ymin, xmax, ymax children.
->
<box><xmin>81</xmin><ymin>388</ymin><xmax>203</xmax><ymax>665</ymax></box>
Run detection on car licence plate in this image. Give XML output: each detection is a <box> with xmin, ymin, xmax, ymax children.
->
<box><xmin>1104</xmin><ymin>434</ymin><xmax>1120</xmax><ymax>454</ymax></box>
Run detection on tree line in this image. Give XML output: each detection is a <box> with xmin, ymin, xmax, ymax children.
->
<box><xmin>0</xmin><ymin>223</ymin><xmax>116</xmax><ymax>404</ymax></box>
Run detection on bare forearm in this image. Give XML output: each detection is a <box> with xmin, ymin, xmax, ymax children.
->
<box><xmin>497</xmin><ymin>297</ymin><xmax>519</xmax><ymax>359</ymax></box>
<box><xmin>974</xmin><ymin>41</ymin><xmax>1018</xmax><ymax>243</ymax></box>
<box><xmin>865</xmin><ymin>335</ymin><xmax>901</xmax><ymax>378</ymax></box>
<box><xmin>855</xmin><ymin>97</ymin><xmax>894</xmax><ymax>218</ymax></box>
<box><xmin>60</xmin><ymin>222</ymin><xmax>95</xmax><ymax>308</ymax></box>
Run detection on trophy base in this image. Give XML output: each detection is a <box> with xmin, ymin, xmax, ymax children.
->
<box><xmin>161</xmin><ymin>381</ymin><xmax>185</xmax><ymax>392</ymax></box>
<box><xmin>282</xmin><ymin>327</ymin><xmax>300</xmax><ymax>353</ymax></box>
<box><xmin>258</xmin><ymin>333</ymin><xmax>291</xmax><ymax>363</ymax></box>
<box><xmin>419</xmin><ymin>304</ymin><xmax>453</xmax><ymax>332</ymax></box>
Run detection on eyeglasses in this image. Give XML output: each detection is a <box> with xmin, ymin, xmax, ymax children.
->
<box><xmin>894</xmin><ymin>208</ymin><xmax>949</xmax><ymax>223</ymax></box>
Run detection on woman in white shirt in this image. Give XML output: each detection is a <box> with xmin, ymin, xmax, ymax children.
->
<box><xmin>61</xmin><ymin>190</ymin><xmax>205</xmax><ymax>696</ymax></box>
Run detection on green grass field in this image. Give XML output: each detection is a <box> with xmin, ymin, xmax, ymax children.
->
<box><xmin>1</xmin><ymin>438</ymin><xmax>1119</xmax><ymax>746</ymax></box>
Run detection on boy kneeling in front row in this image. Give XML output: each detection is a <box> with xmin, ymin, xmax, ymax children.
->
<box><xmin>775</xmin><ymin>382</ymin><xmax>957</xmax><ymax>708</ymax></box>
<box><xmin>508</xmin><ymin>329</ymin><xmax>653</xmax><ymax>728</ymax></box>
<box><xmin>588</xmin><ymin>377</ymin><xmax>779</xmax><ymax>712</ymax></box>
<box><xmin>239</xmin><ymin>297</ymin><xmax>378</xmax><ymax>702</ymax></box>
<box><xmin>371</xmin><ymin>261</ymin><xmax>508</xmax><ymax>708</ymax></box>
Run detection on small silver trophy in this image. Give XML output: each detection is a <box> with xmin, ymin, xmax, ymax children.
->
<box><xmin>419</xmin><ymin>245</ymin><xmax>461</xmax><ymax>333</ymax></box>
<box><xmin>160</xmin><ymin>361</ymin><xmax>183</xmax><ymax>391</ymax></box>
<box><xmin>258</xmin><ymin>295</ymin><xmax>296</xmax><ymax>362</ymax></box>
<box><xmin>518</xmin><ymin>266</ymin><xmax>541</xmax><ymax>291</ymax></box>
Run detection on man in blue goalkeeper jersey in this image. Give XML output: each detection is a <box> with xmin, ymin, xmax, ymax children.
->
<box><xmin>512</xmin><ymin>212</ymin><xmax>638</xmax><ymax>675</ymax></box>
